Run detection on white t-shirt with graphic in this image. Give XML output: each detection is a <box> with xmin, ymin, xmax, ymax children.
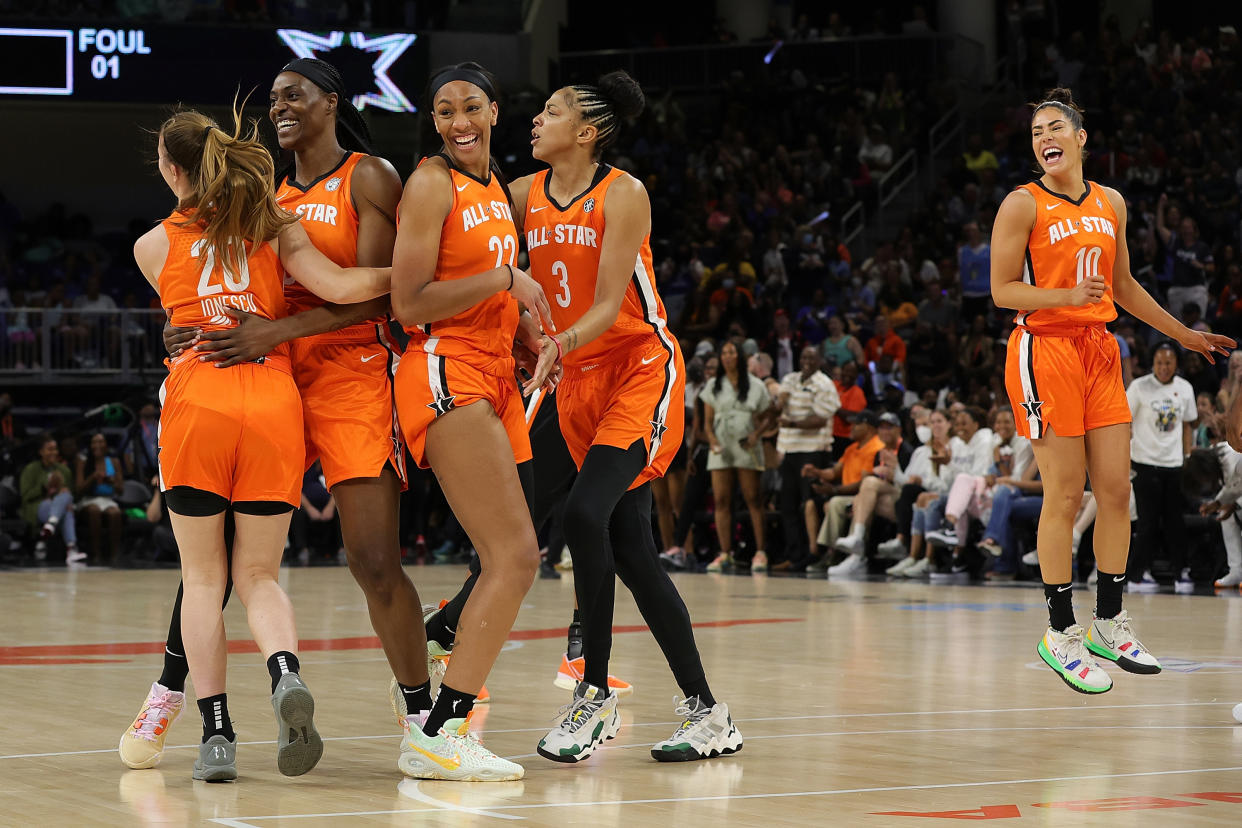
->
<box><xmin>1127</xmin><ymin>373</ymin><xmax>1196</xmax><ymax>468</ymax></box>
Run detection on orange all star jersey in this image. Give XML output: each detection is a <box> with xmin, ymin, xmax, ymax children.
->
<box><xmin>276</xmin><ymin>152</ymin><xmax>386</xmax><ymax>337</ymax></box>
<box><xmin>525</xmin><ymin>164</ymin><xmax>668</xmax><ymax>368</ymax></box>
<box><xmin>403</xmin><ymin>156</ymin><xmax>520</xmax><ymax>377</ymax></box>
<box><xmin>1013</xmin><ymin>179</ymin><xmax>1119</xmax><ymax>331</ymax></box>
<box><xmin>157</xmin><ymin>211</ymin><xmax>290</xmax><ymax>367</ymax></box>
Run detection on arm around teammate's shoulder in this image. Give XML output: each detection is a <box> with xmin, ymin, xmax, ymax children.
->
<box><xmin>276</xmin><ymin>221</ymin><xmax>390</xmax><ymax>304</ymax></box>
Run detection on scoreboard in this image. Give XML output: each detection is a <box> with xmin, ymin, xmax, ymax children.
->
<box><xmin>0</xmin><ymin>25</ymin><xmax>424</xmax><ymax>112</ymax></box>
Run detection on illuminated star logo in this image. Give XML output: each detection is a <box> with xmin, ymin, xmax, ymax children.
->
<box><xmin>650</xmin><ymin>418</ymin><xmax>668</xmax><ymax>443</ymax></box>
<box><xmin>1020</xmin><ymin>399</ymin><xmax>1044</xmax><ymax>421</ymax></box>
<box><xmin>277</xmin><ymin>29</ymin><xmax>417</xmax><ymax>113</ymax></box>
<box><xmin>427</xmin><ymin>394</ymin><xmax>457</xmax><ymax>417</ymax></box>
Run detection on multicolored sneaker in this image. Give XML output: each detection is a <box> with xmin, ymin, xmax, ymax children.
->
<box><xmin>1037</xmin><ymin>625</ymin><xmax>1113</xmax><ymax>694</ymax></box>
<box><xmin>119</xmin><ymin>682</ymin><xmax>185</xmax><ymax>769</ymax></box>
<box><xmin>399</xmin><ymin>717</ymin><xmax>524</xmax><ymax>781</ymax></box>
<box><xmin>271</xmin><ymin>672</ymin><xmax>324</xmax><ymax>776</ymax></box>
<box><xmin>553</xmin><ymin>654</ymin><xmax>633</xmax><ymax>697</ymax></box>
<box><xmin>1086</xmin><ymin>610</ymin><xmax>1161</xmax><ymax>674</ymax></box>
<box><xmin>192</xmin><ymin>734</ymin><xmax>237</xmax><ymax>782</ymax></box>
<box><xmin>537</xmin><ymin>682</ymin><xmax>620</xmax><ymax>763</ymax></box>
<box><xmin>651</xmin><ymin>697</ymin><xmax>743</xmax><ymax>762</ymax></box>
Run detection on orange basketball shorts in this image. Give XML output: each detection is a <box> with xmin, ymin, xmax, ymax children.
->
<box><xmin>393</xmin><ymin>349</ymin><xmax>532</xmax><ymax>469</ymax></box>
<box><xmin>158</xmin><ymin>354</ymin><xmax>304</xmax><ymax>506</ymax></box>
<box><xmin>1005</xmin><ymin>324</ymin><xmax>1131</xmax><ymax>440</ymax></box>
<box><xmin>558</xmin><ymin>335</ymin><xmax>685</xmax><ymax>490</ymax></box>
<box><xmin>291</xmin><ymin>326</ymin><xmax>407</xmax><ymax>490</ymax></box>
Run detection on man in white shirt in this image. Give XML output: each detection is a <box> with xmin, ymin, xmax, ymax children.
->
<box><xmin>773</xmin><ymin>347</ymin><xmax>840</xmax><ymax>570</ymax></box>
<box><xmin>1127</xmin><ymin>343</ymin><xmax>1197</xmax><ymax>588</ymax></box>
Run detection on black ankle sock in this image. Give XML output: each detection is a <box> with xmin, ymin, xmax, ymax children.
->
<box><xmin>266</xmin><ymin>651</ymin><xmax>300</xmax><ymax>693</ymax></box>
<box><xmin>197</xmin><ymin>693</ymin><xmax>236</xmax><ymax>742</ymax></box>
<box><xmin>566</xmin><ymin>620</ymin><xmax>583</xmax><ymax>661</ymax></box>
<box><xmin>158</xmin><ymin>647</ymin><xmax>189</xmax><ymax>693</ymax></box>
<box><xmin>400</xmin><ymin>680</ymin><xmax>433</xmax><ymax>715</ymax></box>
<box><xmin>423</xmin><ymin>684</ymin><xmax>476</xmax><ymax>736</ymax></box>
<box><xmin>1095</xmin><ymin>570</ymin><xmax>1125</xmax><ymax>620</ymax></box>
<box><xmin>681</xmin><ymin>680</ymin><xmax>716</xmax><ymax>708</ymax></box>
<box><xmin>424</xmin><ymin>610</ymin><xmax>456</xmax><ymax>652</ymax></box>
<box><xmin>1043</xmin><ymin>582</ymin><xmax>1076</xmax><ymax>632</ymax></box>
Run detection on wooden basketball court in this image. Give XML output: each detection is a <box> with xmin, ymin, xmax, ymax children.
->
<box><xmin>4</xmin><ymin>566</ymin><xmax>1242</xmax><ymax>826</ymax></box>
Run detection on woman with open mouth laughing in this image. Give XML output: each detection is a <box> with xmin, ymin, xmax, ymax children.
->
<box><xmin>991</xmin><ymin>87</ymin><xmax>1233</xmax><ymax>695</ymax></box>
<box><xmin>388</xmin><ymin>61</ymin><xmax>557</xmax><ymax>782</ymax></box>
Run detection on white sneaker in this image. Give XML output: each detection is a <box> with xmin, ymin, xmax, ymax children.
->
<box><xmin>1127</xmin><ymin>571</ymin><xmax>1159</xmax><ymax>593</ymax></box>
<box><xmin>827</xmin><ymin>553</ymin><xmax>866</xmax><ymax>577</ymax></box>
<box><xmin>536</xmin><ymin>681</ymin><xmax>619</xmax><ymax>763</ymax></box>
<box><xmin>833</xmin><ymin>532</ymin><xmax>864</xmax><ymax>555</ymax></box>
<box><xmin>886</xmin><ymin>556</ymin><xmax>916</xmax><ymax>576</ymax></box>
<box><xmin>1037</xmin><ymin>625</ymin><xmax>1113</xmax><ymax>694</ymax></box>
<box><xmin>651</xmin><ymin>697</ymin><xmax>743</xmax><ymax>762</ymax></box>
<box><xmin>1021</xmin><ymin>550</ymin><xmax>1039</xmax><ymax>567</ymax></box>
<box><xmin>1086</xmin><ymin>610</ymin><xmax>1161</xmax><ymax>674</ymax></box>
<box><xmin>905</xmin><ymin>557</ymin><xmax>930</xmax><ymax>577</ymax></box>
<box><xmin>925</xmin><ymin>528</ymin><xmax>958</xmax><ymax>547</ymax></box>
<box><xmin>876</xmin><ymin>537</ymin><xmax>905</xmax><ymax>559</ymax></box>
<box><xmin>400</xmin><ymin>716</ymin><xmax>524</xmax><ymax>781</ymax></box>
<box><xmin>119</xmin><ymin>682</ymin><xmax>184</xmax><ymax>769</ymax></box>
<box><xmin>1215</xmin><ymin>570</ymin><xmax>1242</xmax><ymax>588</ymax></box>
<box><xmin>1174</xmin><ymin>568</ymin><xmax>1195</xmax><ymax>594</ymax></box>
<box><xmin>66</xmin><ymin>546</ymin><xmax>87</xmax><ymax>567</ymax></box>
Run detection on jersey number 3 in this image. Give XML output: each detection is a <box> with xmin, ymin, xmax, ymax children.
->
<box><xmin>191</xmin><ymin>239</ymin><xmax>250</xmax><ymax>296</ymax></box>
<box><xmin>1074</xmin><ymin>245</ymin><xmax>1103</xmax><ymax>285</ymax></box>
<box><xmin>551</xmin><ymin>260</ymin><xmax>571</xmax><ymax>308</ymax></box>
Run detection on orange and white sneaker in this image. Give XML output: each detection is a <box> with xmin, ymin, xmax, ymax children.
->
<box><xmin>119</xmin><ymin>682</ymin><xmax>185</xmax><ymax>769</ymax></box>
<box><xmin>554</xmin><ymin>654</ymin><xmax>633</xmax><ymax>697</ymax></box>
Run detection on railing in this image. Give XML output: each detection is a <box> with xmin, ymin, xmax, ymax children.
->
<box><xmin>0</xmin><ymin>308</ymin><xmax>168</xmax><ymax>384</ymax></box>
<box><xmin>926</xmin><ymin>104</ymin><xmax>963</xmax><ymax>184</ymax></box>
<box><xmin>839</xmin><ymin>201</ymin><xmax>866</xmax><ymax>249</ymax></box>
<box><xmin>557</xmin><ymin>33</ymin><xmax>982</xmax><ymax>91</ymax></box>
<box><xmin>877</xmin><ymin>149</ymin><xmax>919</xmax><ymax>212</ymax></box>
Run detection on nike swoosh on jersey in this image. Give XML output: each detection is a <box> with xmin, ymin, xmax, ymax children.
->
<box><xmin>640</xmin><ymin>354</ymin><xmax>661</xmax><ymax>365</ymax></box>
<box><xmin>456</xmin><ymin>184</ymin><xmax>468</xmax><ymax>192</ymax></box>
<box><xmin>360</xmin><ymin>354</ymin><xmax>380</xmax><ymax>363</ymax></box>
<box><xmin>530</xmin><ymin>205</ymin><xmax>547</xmax><ymax>212</ymax></box>
<box><xmin>1044</xmin><ymin>203</ymin><xmax>1058</xmax><ymax>210</ymax></box>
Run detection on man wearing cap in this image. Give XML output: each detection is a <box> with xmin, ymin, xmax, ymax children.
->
<box><xmin>773</xmin><ymin>346</ymin><xmax>839</xmax><ymax>571</ymax></box>
<box><xmin>799</xmin><ymin>409</ymin><xmax>885</xmax><ymax>572</ymax></box>
<box><xmin>829</xmin><ymin>411</ymin><xmax>914</xmax><ymax>576</ymax></box>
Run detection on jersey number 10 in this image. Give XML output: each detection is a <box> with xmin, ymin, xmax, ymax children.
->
<box><xmin>191</xmin><ymin>239</ymin><xmax>251</xmax><ymax>296</ymax></box>
<box><xmin>1074</xmin><ymin>245</ymin><xmax>1103</xmax><ymax>285</ymax></box>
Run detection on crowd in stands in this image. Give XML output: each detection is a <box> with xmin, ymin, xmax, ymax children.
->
<box><xmin>4</xmin><ymin>15</ymin><xmax>1242</xmax><ymax>592</ymax></box>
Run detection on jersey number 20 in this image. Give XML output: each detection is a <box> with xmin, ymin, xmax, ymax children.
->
<box><xmin>191</xmin><ymin>239</ymin><xmax>250</xmax><ymax>296</ymax></box>
<box><xmin>1074</xmin><ymin>245</ymin><xmax>1103</xmax><ymax>285</ymax></box>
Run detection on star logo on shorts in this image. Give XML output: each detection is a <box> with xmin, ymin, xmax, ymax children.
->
<box><xmin>427</xmin><ymin>394</ymin><xmax>457</xmax><ymax>417</ymax></box>
<box><xmin>1020</xmin><ymin>398</ymin><xmax>1044</xmax><ymax>420</ymax></box>
<box><xmin>650</xmin><ymin>418</ymin><xmax>668</xmax><ymax>443</ymax></box>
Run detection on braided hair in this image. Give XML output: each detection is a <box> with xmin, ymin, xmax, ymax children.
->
<box><xmin>565</xmin><ymin>71</ymin><xmax>645</xmax><ymax>159</ymax></box>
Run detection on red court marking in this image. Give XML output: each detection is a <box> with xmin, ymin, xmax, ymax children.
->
<box><xmin>871</xmin><ymin>805</ymin><xmax>1021</xmax><ymax>820</ymax></box>
<box><xmin>0</xmin><ymin>617</ymin><xmax>797</xmax><ymax>665</ymax></box>
<box><xmin>1032</xmin><ymin>796</ymin><xmax>1203</xmax><ymax>812</ymax></box>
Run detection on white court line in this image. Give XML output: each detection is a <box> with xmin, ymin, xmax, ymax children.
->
<box><xmin>396</xmin><ymin>779</ymin><xmax>524</xmax><ymax>821</ymax></box>
<box><xmin>3</xmin><ymin>700</ymin><xmax>1234</xmax><ymax>760</ymax></box>
<box><xmin>209</xmin><ymin>764</ymin><xmax>1242</xmax><ymax>825</ymax></box>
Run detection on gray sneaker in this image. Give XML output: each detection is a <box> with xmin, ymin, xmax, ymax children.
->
<box><xmin>271</xmin><ymin>673</ymin><xmax>324</xmax><ymax>776</ymax></box>
<box><xmin>193</xmin><ymin>734</ymin><xmax>237</xmax><ymax>782</ymax></box>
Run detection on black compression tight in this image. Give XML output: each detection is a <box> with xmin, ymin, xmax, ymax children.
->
<box><xmin>564</xmin><ymin>440</ymin><xmax>712</xmax><ymax>702</ymax></box>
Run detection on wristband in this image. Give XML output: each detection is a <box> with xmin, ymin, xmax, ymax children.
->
<box><xmin>551</xmin><ymin>334</ymin><xmax>564</xmax><ymax>363</ymax></box>
<box><xmin>505</xmin><ymin>264</ymin><xmax>515</xmax><ymax>291</ymax></box>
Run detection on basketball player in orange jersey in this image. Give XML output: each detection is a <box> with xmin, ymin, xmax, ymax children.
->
<box><xmin>509</xmin><ymin>71</ymin><xmax>741</xmax><ymax>763</ymax></box>
<box><xmin>387</xmin><ymin>62</ymin><xmax>556</xmax><ymax>782</ymax></box>
<box><xmin>119</xmin><ymin>59</ymin><xmax>441</xmax><ymax>775</ymax></box>
<box><xmin>991</xmin><ymin>88</ymin><xmax>1233</xmax><ymax>694</ymax></box>
<box><xmin>132</xmin><ymin>106</ymin><xmax>391</xmax><ymax>781</ymax></box>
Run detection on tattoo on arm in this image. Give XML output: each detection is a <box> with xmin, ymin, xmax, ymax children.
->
<box><xmin>564</xmin><ymin>327</ymin><xmax>579</xmax><ymax>351</ymax></box>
